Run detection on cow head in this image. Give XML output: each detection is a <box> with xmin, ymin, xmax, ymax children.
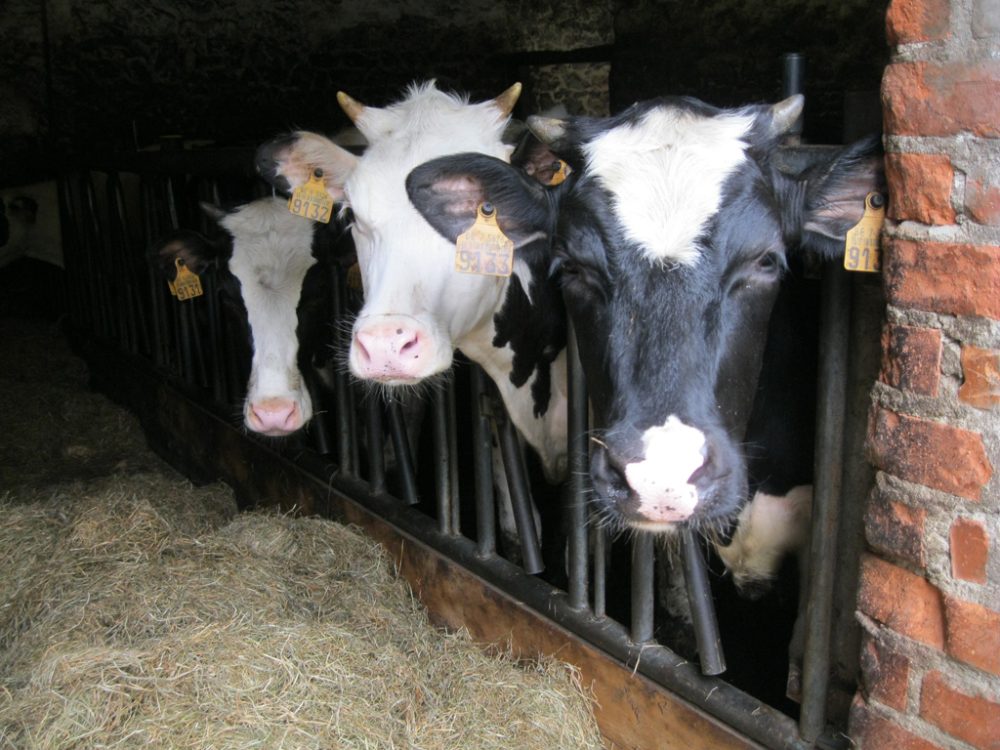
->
<box><xmin>255</xmin><ymin>81</ymin><xmax>523</xmax><ymax>388</ymax></box>
<box><xmin>525</xmin><ymin>95</ymin><xmax>884</xmax><ymax>534</ymax></box>
<box><xmin>150</xmin><ymin>197</ymin><xmax>324</xmax><ymax>436</ymax></box>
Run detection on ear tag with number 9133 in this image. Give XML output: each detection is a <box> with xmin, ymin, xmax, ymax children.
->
<box><xmin>843</xmin><ymin>192</ymin><xmax>886</xmax><ymax>273</ymax></box>
<box><xmin>170</xmin><ymin>258</ymin><xmax>204</xmax><ymax>301</ymax></box>
<box><xmin>288</xmin><ymin>169</ymin><xmax>334</xmax><ymax>224</ymax></box>
<box><xmin>455</xmin><ymin>202</ymin><xmax>514</xmax><ymax>277</ymax></box>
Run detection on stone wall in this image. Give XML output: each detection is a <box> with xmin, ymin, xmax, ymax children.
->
<box><xmin>850</xmin><ymin>0</ymin><xmax>1000</xmax><ymax>747</ymax></box>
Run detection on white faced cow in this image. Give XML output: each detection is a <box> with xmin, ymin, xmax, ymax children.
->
<box><xmin>254</xmin><ymin>81</ymin><xmax>571</xmax><ymax>487</ymax></box>
<box><xmin>151</xmin><ymin>197</ymin><xmax>336</xmax><ymax>437</ymax></box>
<box><xmin>405</xmin><ymin>95</ymin><xmax>885</xmax><ymax>598</ymax></box>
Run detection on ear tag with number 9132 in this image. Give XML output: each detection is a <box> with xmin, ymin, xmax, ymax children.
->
<box><xmin>843</xmin><ymin>192</ymin><xmax>886</xmax><ymax>273</ymax></box>
<box><xmin>288</xmin><ymin>169</ymin><xmax>333</xmax><ymax>224</ymax></box>
<box><xmin>455</xmin><ymin>202</ymin><xmax>514</xmax><ymax>277</ymax></box>
<box><xmin>170</xmin><ymin>258</ymin><xmax>203</xmax><ymax>300</ymax></box>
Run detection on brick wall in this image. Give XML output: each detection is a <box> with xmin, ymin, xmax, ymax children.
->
<box><xmin>850</xmin><ymin>1</ymin><xmax>1000</xmax><ymax>748</ymax></box>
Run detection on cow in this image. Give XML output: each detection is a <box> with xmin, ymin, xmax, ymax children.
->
<box><xmin>150</xmin><ymin>196</ymin><xmax>339</xmax><ymax>437</ymax></box>
<box><xmin>254</xmin><ymin>81</ymin><xmax>571</xmax><ymax>555</ymax></box>
<box><xmin>404</xmin><ymin>94</ymin><xmax>884</xmax><ymax>664</ymax></box>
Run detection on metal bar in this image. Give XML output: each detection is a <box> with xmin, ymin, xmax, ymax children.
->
<box><xmin>681</xmin><ymin>530</ymin><xmax>726</xmax><ymax>675</ymax></box>
<box><xmin>364</xmin><ymin>394</ymin><xmax>386</xmax><ymax>496</ymax></box>
<box><xmin>386</xmin><ymin>396</ymin><xmax>419</xmax><ymax>506</ymax></box>
<box><xmin>799</xmin><ymin>261</ymin><xmax>850</xmax><ymax>742</ymax></box>
<box><xmin>470</xmin><ymin>366</ymin><xmax>496</xmax><ymax>557</ymax></box>
<box><xmin>306</xmin><ymin>377</ymin><xmax>334</xmax><ymax>456</ymax></box>
<box><xmin>566</xmin><ymin>320</ymin><xmax>590</xmax><ymax>610</ymax></box>
<box><xmin>630</xmin><ymin>533</ymin><xmax>655</xmax><ymax>643</ymax></box>
<box><xmin>432</xmin><ymin>385</ymin><xmax>452</xmax><ymax>533</ymax></box>
<box><xmin>496</xmin><ymin>408</ymin><xmax>545</xmax><ymax>575</ymax></box>
<box><xmin>329</xmin><ymin>265</ymin><xmax>354</xmax><ymax>476</ymax></box>
<box><xmin>592</xmin><ymin>522</ymin><xmax>607</xmax><ymax>618</ymax></box>
<box><xmin>447</xmin><ymin>379</ymin><xmax>460</xmax><ymax>535</ymax></box>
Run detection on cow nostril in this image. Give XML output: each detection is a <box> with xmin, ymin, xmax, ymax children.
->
<box><xmin>354</xmin><ymin>334</ymin><xmax>372</xmax><ymax>363</ymax></box>
<box><xmin>398</xmin><ymin>332</ymin><xmax>420</xmax><ymax>357</ymax></box>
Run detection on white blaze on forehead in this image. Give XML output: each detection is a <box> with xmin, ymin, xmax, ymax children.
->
<box><xmin>222</xmin><ymin>198</ymin><xmax>317</xmax><ymax>403</ymax></box>
<box><xmin>583</xmin><ymin>106</ymin><xmax>754</xmax><ymax>266</ymax></box>
<box><xmin>624</xmin><ymin>416</ymin><xmax>706</xmax><ymax>522</ymax></box>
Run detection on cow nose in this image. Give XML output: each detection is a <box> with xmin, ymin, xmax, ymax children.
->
<box><xmin>247</xmin><ymin>397</ymin><xmax>302</xmax><ymax>435</ymax></box>
<box><xmin>590</xmin><ymin>444</ymin><xmax>631</xmax><ymax>508</ymax></box>
<box><xmin>352</xmin><ymin>318</ymin><xmax>427</xmax><ymax>382</ymax></box>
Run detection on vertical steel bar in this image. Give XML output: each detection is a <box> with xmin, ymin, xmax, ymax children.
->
<box><xmin>330</xmin><ymin>264</ymin><xmax>354</xmax><ymax>476</ymax></box>
<box><xmin>447</xmin><ymin>378</ymin><xmax>461</xmax><ymax>535</ymax></box>
<box><xmin>799</xmin><ymin>261</ymin><xmax>850</xmax><ymax>742</ymax></box>
<box><xmin>592</xmin><ymin>523</ymin><xmax>607</xmax><ymax>618</ymax></box>
<box><xmin>566</xmin><ymin>320</ymin><xmax>590</xmax><ymax>610</ymax></box>
<box><xmin>432</xmin><ymin>385</ymin><xmax>452</xmax><ymax>533</ymax></box>
<box><xmin>387</xmin><ymin>397</ymin><xmax>420</xmax><ymax>505</ymax></box>
<box><xmin>630</xmin><ymin>533</ymin><xmax>655</xmax><ymax>644</ymax></box>
<box><xmin>681</xmin><ymin>530</ymin><xmax>726</xmax><ymax>675</ymax></box>
<box><xmin>470</xmin><ymin>366</ymin><xmax>496</xmax><ymax>557</ymax></box>
<box><xmin>364</xmin><ymin>395</ymin><xmax>387</xmax><ymax>495</ymax></box>
<box><xmin>496</xmin><ymin>412</ymin><xmax>544</xmax><ymax>575</ymax></box>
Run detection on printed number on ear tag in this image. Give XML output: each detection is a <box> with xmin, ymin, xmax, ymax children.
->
<box><xmin>455</xmin><ymin>202</ymin><xmax>514</xmax><ymax>277</ymax></box>
<box><xmin>171</xmin><ymin>258</ymin><xmax>204</xmax><ymax>301</ymax></box>
<box><xmin>843</xmin><ymin>192</ymin><xmax>886</xmax><ymax>273</ymax></box>
<box><xmin>288</xmin><ymin>169</ymin><xmax>333</xmax><ymax>223</ymax></box>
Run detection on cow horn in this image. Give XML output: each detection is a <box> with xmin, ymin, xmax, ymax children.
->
<box><xmin>337</xmin><ymin>91</ymin><xmax>366</xmax><ymax>124</ymax></box>
<box><xmin>526</xmin><ymin>115</ymin><xmax>567</xmax><ymax>145</ymax></box>
<box><xmin>769</xmin><ymin>94</ymin><xmax>804</xmax><ymax>136</ymax></box>
<box><xmin>493</xmin><ymin>83</ymin><xmax>522</xmax><ymax>117</ymax></box>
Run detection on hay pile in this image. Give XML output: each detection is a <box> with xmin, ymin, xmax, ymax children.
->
<box><xmin>0</xmin><ymin>318</ymin><xmax>604</xmax><ymax>749</ymax></box>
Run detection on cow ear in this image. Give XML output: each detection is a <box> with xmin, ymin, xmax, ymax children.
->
<box><xmin>255</xmin><ymin>131</ymin><xmax>356</xmax><ymax>202</ymax></box>
<box><xmin>199</xmin><ymin>202</ymin><xmax>230</xmax><ymax>224</ymax></box>
<box><xmin>795</xmin><ymin>135</ymin><xmax>886</xmax><ymax>257</ymax></box>
<box><xmin>406</xmin><ymin>153</ymin><xmax>554</xmax><ymax>248</ymax></box>
<box><xmin>148</xmin><ymin>229</ymin><xmax>219</xmax><ymax>280</ymax></box>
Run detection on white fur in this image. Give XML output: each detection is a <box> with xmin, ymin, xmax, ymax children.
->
<box><xmin>222</xmin><ymin>198</ymin><xmax>317</xmax><ymax>429</ymax></box>
<box><xmin>715</xmin><ymin>485</ymin><xmax>813</xmax><ymax>589</ymax></box>
<box><xmin>624</xmin><ymin>416</ymin><xmax>705</xmax><ymax>523</ymax></box>
<box><xmin>583</xmin><ymin>106</ymin><xmax>753</xmax><ymax>266</ymax></box>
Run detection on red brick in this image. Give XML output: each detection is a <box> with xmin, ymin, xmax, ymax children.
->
<box><xmin>884</xmin><ymin>239</ymin><xmax>1000</xmax><ymax>321</ymax></box>
<box><xmin>850</xmin><ymin>696</ymin><xmax>948</xmax><ymax>750</ymax></box>
<box><xmin>857</xmin><ymin>554</ymin><xmax>945</xmax><ymax>648</ymax></box>
<box><xmin>865</xmin><ymin>490</ymin><xmax>927</xmax><ymax>568</ymax></box>
<box><xmin>859</xmin><ymin>633</ymin><xmax>912</xmax><ymax>711</ymax></box>
<box><xmin>882</xmin><ymin>61</ymin><xmax>1000</xmax><ymax>138</ymax></box>
<box><xmin>886</xmin><ymin>0</ymin><xmax>952</xmax><ymax>44</ymax></box>
<box><xmin>868</xmin><ymin>407</ymin><xmax>993</xmax><ymax>501</ymax></box>
<box><xmin>950</xmin><ymin>517</ymin><xmax>990</xmax><ymax>583</ymax></box>
<box><xmin>885</xmin><ymin>153</ymin><xmax>956</xmax><ymax>225</ymax></box>
<box><xmin>959</xmin><ymin>346</ymin><xmax>1000</xmax><ymax>410</ymax></box>
<box><xmin>943</xmin><ymin>595</ymin><xmax>1000</xmax><ymax>675</ymax></box>
<box><xmin>881</xmin><ymin>324</ymin><xmax>942</xmax><ymax>396</ymax></box>
<box><xmin>966</xmin><ymin>167</ymin><xmax>1000</xmax><ymax>226</ymax></box>
<box><xmin>920</xmin><ymin>671</ymin><xmax>1000</xmax><ymax>749</ymax></box>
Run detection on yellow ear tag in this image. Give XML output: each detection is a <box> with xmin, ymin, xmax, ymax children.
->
<box><xmin>548</xmin><ymin>159</ymin><xmax>570</xmax><ymax>186</ymax></box>
<box><xmin>455</xmin><ymin>202</ymin><xmax>514</xmax><ymax>277</ymax></box>
<box><xmin>172</xmin><ymin>258</ymin><xmax>204</xmax><ymax>301</ymax></box>
<box><xmin>288</xmin><ymin>168</ymin><xmax>334</xmax><ymax>224</ymax></box>
<box><xmin>843</xmin><ymin>192</ymin><xmax>886</xmax><ymax>273</ymax></box>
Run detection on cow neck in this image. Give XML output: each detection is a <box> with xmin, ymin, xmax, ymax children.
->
<box><xmin>458</xmin><ymin>316</ymin><xmax>569</xmax><ymax>484</ymax></box>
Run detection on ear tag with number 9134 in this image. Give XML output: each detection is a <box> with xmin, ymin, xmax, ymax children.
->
<box><xmin>455</xmin><ymin>202</ymin><xmax>514</xmax><ymax>277</ymax></box>
<box><xmin>170</xmin><ymin>258</ymin><xmax>203</xmax><ymax>301</ymax></box>
<box><xmin>288</xmin><ymin>169</ymin><xmax>334</xmax><ymax>224</ymax></box>
<box><xmin>843</xmin><ymin>192</ymin><xmax>886</xmax><ymax>273</ymax></box>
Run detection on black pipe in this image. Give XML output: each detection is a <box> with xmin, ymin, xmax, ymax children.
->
<box><xmin>432</xmin><ymin>384</ymin><xmax>453</xmax><ymax>533</ymax></box>
<box><xmin>386</xmin><ymin>396</ymin><xmax>419</xmax><ymax>506</ymax></box>
<box><xmin>798</xmin><ymin>261</ymin><xmax>850</xmax><ymax>742</ymax></box>
<box><xmin>364</xmin><ymin>394</ymin><xmax>386</xmax><ymax>496</ymax></box>
<box><xmin>447</xmin><ymin>380</ymin><xmax>460</xmax><ymax>535</ymax></box>
<box><xmin>470</xmin><ymin>366</ymin><xmax>496</xmax><ymax>557</ymax></box>
<box><xmin>592</xmin><ymin>523</ymin><xmax>607</xmax><ymax>618</ymax></box>
<box><xmin>566</xmin><ymin>321</ymin><xmax>590</xmax><ymax>610</ymax></box>
<box><xmin>329</xmin><ymin>266</ymin><xmax>354</xmax><ymax>476</ymax></box>
<box><xmin>630</xmin><ymin>533</ymin><xmax>655</xmax><ymax>643</ymax></box>
<box><xmin>495</xmin><ymin>407</ymin><xmax>545</xmax><ymax>575</ymax></box>
<box><xmin>681</xmin><ymin>530</ymin><xmax>726</xmax><ymax>675</ymax></box>
<box><xmin>782</xmin><ymin>53</ymin><xmax>806</xmax><ymax>143</ymax></box>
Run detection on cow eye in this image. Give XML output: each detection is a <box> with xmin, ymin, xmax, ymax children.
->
<box><xmin>756</xmin><ymin>250</ymin><xmax>785</xmax><ymax>274</ymax></box>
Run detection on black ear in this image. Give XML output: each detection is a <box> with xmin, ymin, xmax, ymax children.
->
<box><xmin>148</xmin><ymin>229</ymin><xmax>220</xmax><ymax>281</ymax></box>
<box><xmin>791</xmin><ymin>136</ymin><xmax>886</xmax><ymax>258</ymax></box>
<box><xmin>405</xmin><ymin>153</ymin><xmax>555</xmax><ymax>248</ymax></box>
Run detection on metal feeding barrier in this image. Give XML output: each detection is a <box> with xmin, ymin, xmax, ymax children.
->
<box><xmin>52</xmin><ymin>78</ymin><xmax>874</xmax><ymax>746</ymax></box>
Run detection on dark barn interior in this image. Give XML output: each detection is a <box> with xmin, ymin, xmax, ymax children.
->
<box><xmin>10</xmin><ymin>2</ymin><xmax>997</xmax><ymax>750</ymax></box>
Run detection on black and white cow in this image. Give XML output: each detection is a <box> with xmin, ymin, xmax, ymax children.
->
<box><xmin>405</xmin><ymin>94</ymin><xmax>885</xmax><ymax>596</ymax></box>
<box><xmin>254</xmin><ymin>82</ymin><xmax>571</xmax><ymax>552</ymax></box>
<box><xmin>151</xmin><ymin>197</ymin><xmax>339</xmax><ymax>437</ymax></box>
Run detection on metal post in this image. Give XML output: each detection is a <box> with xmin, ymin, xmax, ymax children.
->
<box><xmin>566</xmin><ymin>320</ymin><xmax>590</xmax><ymax>610</ymax></box>
<box><xmin>681</xmin><ymin>530</ymin><xmax>726</xmax><ymax>675</ymax></box>
<box><xmin>470</xmin><ymin>366</ymin><xmax>496</xmax><ymax>557</ymax></box>
<box><xmin>630</xmin><ymin>533</ymin><xmax>655</xmax><ymax>643</ymax></box>
<box><xmin>495</xmin><ymin>407</ymin><xmax>545</xmax><ymax>575</ymax></box>
<box><xmin>386</xmin><ymin>396</ymin><xmax>419</xmax><ymax>506</ymax></box>
<box><xmin>364</xmin><ymin>394</ymin><xmax>386</xmax><ymax>496</ymax></box>
<box><xmin>432</xmin><ymin>384</ymin><xmax>453</xmax><ymax>533</ymax></box>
